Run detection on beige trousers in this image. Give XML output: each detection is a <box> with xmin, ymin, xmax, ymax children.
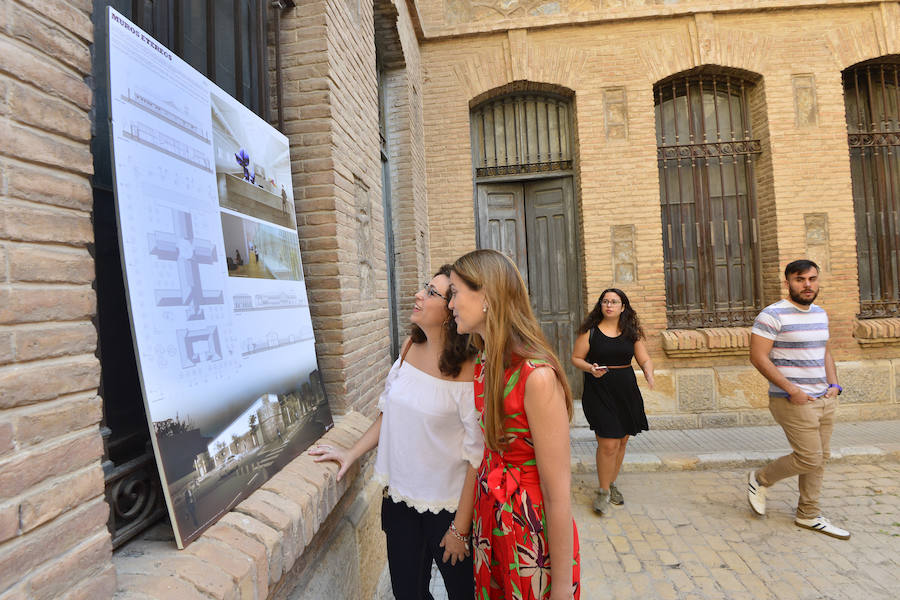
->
<box><xmin>756</xmin><ymin>394</ymin><xmax>837</xmax><ymax>519</ymax></box>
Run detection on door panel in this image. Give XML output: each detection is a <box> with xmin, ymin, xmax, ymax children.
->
<box><xmin>525</xmin><ymin>178</ymin><xmax>582</xmax><ymax>397</ymax></box>
<box><xmin>476</xmin><ymin>178</ymin><xmax>583</xmax><ymax>398</ymax></box>
<box><xmin>477</xmin><ymin>184</ymin><xmax>528</xmax><ymax>285</ymax></box>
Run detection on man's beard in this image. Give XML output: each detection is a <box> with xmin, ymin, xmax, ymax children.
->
<box><xmin>789</xmin><ymin>287</ymin><xmax>818</xmax><ymax>306</ymax></box>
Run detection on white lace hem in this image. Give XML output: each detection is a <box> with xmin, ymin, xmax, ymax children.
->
<box><xmin>373</xmin><ymin>471</ymin><xmax>460</xmax><ymax>514</ymax></box>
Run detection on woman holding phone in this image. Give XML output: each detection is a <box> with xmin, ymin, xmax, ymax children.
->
<box><xmin>571</xmin><ymin>288</ymin><xmax>654</xmax><ymax>516</ymax></box>
<box><xmin>309</xmin><ymin>265</ymin><xmax>481</xmax><ymax>600</ymax></box>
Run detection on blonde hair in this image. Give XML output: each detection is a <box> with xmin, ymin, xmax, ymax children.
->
<box><xmin>451</xmin><ymin>249</ymin><xmax>573</xmax><ymax>451</ymax></box>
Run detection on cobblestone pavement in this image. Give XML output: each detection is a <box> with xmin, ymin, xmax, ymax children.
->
<box><xmin>426</xmin><ymin>461</ymin><xmax>900</xmax><ymax>599</ymax></box>
<box><xmin>572</xmin><ymin>462</ymin><xmax>900</xmax><ymax>599</ymax></box>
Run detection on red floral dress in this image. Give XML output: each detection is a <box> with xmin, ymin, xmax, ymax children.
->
<box><xmin>472</xmin><ymin>354</ymin><xmax>581</xmax><ymax>600</ymax></box>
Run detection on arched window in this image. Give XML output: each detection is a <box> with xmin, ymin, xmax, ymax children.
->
<box><xmin>471</xmin><ymin>93</ymin><xmax>573</xmax><ymax>177</ymax></box>
<box><xmin>844</xmin><ymin>59</ymin><xmax>900</xmax><ymax>317</ymax></box>
<box><xmin>654</xmin><ymin>71</ymin><xmax>763</xmax><ymax>328</ymax></box>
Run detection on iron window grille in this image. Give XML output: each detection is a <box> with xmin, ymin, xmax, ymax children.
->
<box><xmin>471</xmin><ymin>93</ymin><xmax>573</xmax><ymax>178</ymax></box>
<box><xmin>655</xmin><ymin>73</ymin><xmax>763</xmax><ymax>329</ymax></box>
<box><xmin>844</xmin><ymin>59</ymin><xmax>900</xmax><ymax>318</ymax></box>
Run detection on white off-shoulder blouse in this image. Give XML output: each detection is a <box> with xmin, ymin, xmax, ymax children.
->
<box><xmin>373</xmin><ymin>357</ymin><xmax>483</xmax><ymax>514</ymax></box>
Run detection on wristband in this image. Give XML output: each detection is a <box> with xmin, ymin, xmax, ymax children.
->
<box><xmin>448</xmin><ymin>521</ymin><xmax>470</xmax><ymax>544</ymax></box>
<box><xmin>828</xmin><ymin>383</ymin><xmax>842</xmax><ymax>395</ymax></box>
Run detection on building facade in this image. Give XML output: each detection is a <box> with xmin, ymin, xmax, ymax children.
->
<box><xmin>2</xmin><ymin>0</ymin><xmax>900</xmax><ymax>599</ymax></box>
<box><xmin>421</xmin><ymin>0</ymin><xmax>900</xmax><ymax>428</ymax></box>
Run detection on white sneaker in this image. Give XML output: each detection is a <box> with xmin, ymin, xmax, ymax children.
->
<box><xmin>794</xmin><ymin>515</ymin><xmax>851</xmax><ymax>540</ymax></box>
<box><xmin>747</xmin><ymin>470</ymin><xmax>767</xmax><ymax>516</ymax></box>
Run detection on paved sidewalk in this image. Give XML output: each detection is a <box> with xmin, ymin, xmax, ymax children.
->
<box><xmin>572</xmin><ymin>419</ymin><xmax>900</xmax><ymax>474</ymax></box>
<box><xmin>421</xmin><ymin>421</ymin><xmax>900</xmax><ymax>600</ymax></box>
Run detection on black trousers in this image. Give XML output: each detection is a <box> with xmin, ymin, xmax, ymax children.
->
<box><xmin>381</xmin><ymin>494</ymin><xmax>474</xmax><ymax>600</ymax></box>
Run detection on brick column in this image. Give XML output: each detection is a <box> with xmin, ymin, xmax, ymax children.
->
<box><xmin>277</xmin><ymin>0</ymin><xmax>393</xmax><ymax>416</ymax></box>
<box><xmin>0</xmin><ymin>2</ymin><xmax>115</xmax><ymax>598</ymax></box>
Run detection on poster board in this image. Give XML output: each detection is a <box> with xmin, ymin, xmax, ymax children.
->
<box><xmin>106</xmin><ymin>8</ymin><xmax>333</xmax><ymax>548</ymax></box>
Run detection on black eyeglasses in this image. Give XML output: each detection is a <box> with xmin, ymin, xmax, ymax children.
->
<box><xmin>423</xmin><ymin>282</ymin><xmax>449</xmax><ymax>302</ymax></box>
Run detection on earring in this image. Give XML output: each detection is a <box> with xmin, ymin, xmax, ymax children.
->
<box><xmin>482</xmin><ymin>304</ymin><xmax>488</xmax><ymax>313</ymax></box>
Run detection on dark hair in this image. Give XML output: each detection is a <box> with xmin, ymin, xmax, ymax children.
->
<box><xmin>578</xmin><ymin>288</ymin><xmax>644</xmax><ymax>343</ymax></box>
<box><xmin>409</xmin><ymin>264</ymin><xmax>476</xmax><ymax>377</ymax></box>
<box><xmin>784</xmin><ymin>259</ymin><xmax>819</xmax><ymax>280</ymax></box>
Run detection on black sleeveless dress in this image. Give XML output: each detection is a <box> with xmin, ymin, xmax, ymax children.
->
<box><xmin>581</xmin><ymin>327</ymin><xmax>649</xmax><ymax>438</ymax></box>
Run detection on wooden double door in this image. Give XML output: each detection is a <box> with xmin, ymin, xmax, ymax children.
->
<box><xmin>476</xmin><ymin>177</ymin><xmax>583</xmax><ymax>397</ymax></box>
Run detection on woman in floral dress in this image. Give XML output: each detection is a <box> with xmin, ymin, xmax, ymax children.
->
<box><xmin>449</xmin><ymin>249</ymin><xmax>580</xmax><ymax>600</ymax></box>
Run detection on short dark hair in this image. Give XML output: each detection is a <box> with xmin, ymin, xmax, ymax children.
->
<box><xmin>784</xmin><ymin>259</ymin><xmax>819</xmax><ymax>280</ymax></box>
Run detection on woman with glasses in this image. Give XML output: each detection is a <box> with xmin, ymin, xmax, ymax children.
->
<box><xmin>571</xmin><ymin>288</ymin><xmax>654</xmax><ymax>516</ymax></box>
<box><xmin>309</xmin><ymin>265</ymin><xmax>480</xmax><ymax>599</ymax></box>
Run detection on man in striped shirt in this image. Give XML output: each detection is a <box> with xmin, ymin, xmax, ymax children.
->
<box><xmin>746</xmin><ymin>259</ymin><xmax>850</xmax><ymax>539</ymax></box>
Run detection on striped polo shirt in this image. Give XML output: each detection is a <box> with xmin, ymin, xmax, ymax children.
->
<box><xmin>751</xmin><ymin>299</ymin><xmax>829</xmax><ymax>398</ymax></box>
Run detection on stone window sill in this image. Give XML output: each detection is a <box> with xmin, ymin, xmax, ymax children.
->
<box><xmin>113</xmin><ymin>411</ymin><xmax>373</xmax><ymax>599</ymax></box>
<box><xmin>853</xmin><ymin>317</ymin><xmax>900</xmax><ymax>346</ymax></box>
<box><xmin>661</xmin><ymin>327</ymin><xmax>752</xmax><ymax>357</ymax></box>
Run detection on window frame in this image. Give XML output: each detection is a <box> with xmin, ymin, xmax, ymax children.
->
<box><xmin>654</xmin><ymin>71</ymin><xmax>764</xmax><ymax>329</ymax></box>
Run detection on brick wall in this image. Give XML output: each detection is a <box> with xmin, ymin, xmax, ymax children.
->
<box><xmin>0</xmin><ymin>1</ymin><xmax>115</xmax><ymax>598</ymax></box>
<box><xmin>280</xmin><ymin>0</ymin><xmax>393</xmax><ymax>416</ymax></box>
<box><xmin>422</xmin><ymin>5</ymin><xmax>900</xmax><ymax>424</ymax></box>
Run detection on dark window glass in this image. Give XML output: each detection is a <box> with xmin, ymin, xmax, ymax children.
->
<box><xmin>655</xmin><ymin>73</ymin><xmax>763</xmax><ymax>328</ymax></box>
<box><xmin>844</xmin><ymin>60</ymin><xmax>900</xmax><ymax>317</ymax></box>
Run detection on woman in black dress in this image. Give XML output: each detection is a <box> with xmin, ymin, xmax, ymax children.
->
<box><xmin>571</xmin><ymin>288</ymin><xmax>654</xmax><ymax>515</ymax></box>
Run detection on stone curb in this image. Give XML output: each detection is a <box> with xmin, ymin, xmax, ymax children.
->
<box><xmin>572</xmin><ymin>443</ymin><xmax>900</xmax><ymax>474</ymax></box>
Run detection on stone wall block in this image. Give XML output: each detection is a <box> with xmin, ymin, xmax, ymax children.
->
<box><xmin>0</xmin><ymin>355</ymin><xmax>100</xmax><ymax>409</ymax></box>
<box><xmin>0</xmin><ymin>333</ymin><xmax>12</xmax><ymax>366</ymax></box>
<box><xmin>0</xmin><ymin>498</ymin><xmax>108</xmax><ymax>593</ymax></box>
<box><xmin>0</xmin><ymin>502</ymin><xmax>18</xmax><ymax>543</ymax></box>
<box><xmin>219</xmin><ymin>512</ymin><xmax>284</xmax><ymax>588</ymax></box>
<box><xmin>0</xmin><ymin>286</ymin><xmax>96</xmax><ymax>326</ymax></box>
<box><xmin>115</xmin><ymin>573</ymin><xmax>209</xmax><ymax>600</ymax></box>
<box><xmin>25</xmin><ymin>531</ymin><xmax>111</xmax><ymax>600</ymax></box>
<box><xmin>699</xmin><ymin>412</ymin><xmax>741</xmax><ymax>428</ymax></box>
<box><xmin>638</xmin><ymin>369</ymin><xmax>676</xmax><ymax>414</ymax></box>
<box><xmin>676</xmin><ymin>369</ymin><xmax>716</xmax><ymax>412</ymax></box>
<box><xmin>838</xmin><ymin>360</ymin><xmax>892</xmax><ymax>404</ymax></box>
<box><xmin>12</xmin><ymin>394</ymin><xmax>101</xmax><ymax>447</ymax></box>
<box><xmin>233</xmin><ymin>494</ymin><xmax>297</xmax><ymax>569</ymax></box>
<box><xmin>158</xmin><ymin>555</ymin><xmax>238</xmax><ymax>600</ymax></box>
<box><xmin>715</xmin><ymin>366</ymin><xmax>769</xmax><ymax>410</ymax></box>
<box><xmin>0</xmin><ymin>428</ymin><xmax>103</xmax><ymax>499</ymax></box>
<box><xmin>13</xmin><ymin>0</ymin><xmax>93</xmax><ymax>42</ymax></box>
<box><xmin>4</xmin><ymin>122</ymin><xmax>93</xmax><ymax>175</ymax></box>
<box><xmin>205</xmin><ymin>522</ymin><xmax>268</xmax><ymax>600</ymax></box>
<box><xmin>17</xmin><ymin>464</ymin><xmax>104</xmax><ymax>533</ymax></box>
<box><xmin>4</xmin><ymin>163</ymin><xmax>93</xmax><ymax>212</ymax></box>
<box><xmin>857</xmin><ymin>404</ymin><xmax>900</xmax><ymax>421</ymax></box>
<box><xmin>7</xmin><ymin>2</ymin><xmax>92</xmax><ymax>74</ymax></box>
<box><xmin>0</xmin><ymin>38</ymin><xmax>91</xmax><ymax>109</ymax></box>
<box><xmin>892</xmin><ymin>359</ymin><xmax>900</xmax><ymax>403</ymax></box>
<box><xmin>0</xmin><ymin>331</ymin><xmax>10</xmax><ymax>365</ymax></box>
<box><xmin>8</xmin><ymin>245</ymin><xmax>95</xmax><ymax>283</ymax></box>
<box><xmin>185</xmin><ymin>539</ymin><xmax>256</xmax><ymax>600</ymax></box>
<box><xmin>14</xmin><ymin>322</ymin><xmax>98</xmax><ymax>362</ymax></box>
<box><xmin>6</xmin><ymin>78</ymin><xmax>91</xmax><ymax>142</ymax></box>
<box><xmin>0</xmin><ymin>201</ymin><xmax>93</xmax><ymax>246</ymax></box>
<box><xmin>0</xmin><ymin>421</ymin><xmax>13</xmax><ymax>456</ymax></box>
<box><xmin>740</xmin><ymin>410</ymin><xmax>776</xmax><ymax>427</ymax></box>
<box><xmin>647</xmin><ymin>414</ymin><xmax>699</xmax><ymax>430</ymax></box>
<box><xmin>57</xmin><ymin>564</ymin><xmax>116</xmax><ymax>600</ymax></box>
<box><xmin>261</xmin><ymin>476</ymin><xmax>317</xmax><ymax>546</ymax></box>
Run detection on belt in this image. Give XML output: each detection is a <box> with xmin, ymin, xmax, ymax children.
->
<box><xmin>602</xmin><ymin>364</ymin><xmax>632</xmax><ymax>369</ymax></box>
